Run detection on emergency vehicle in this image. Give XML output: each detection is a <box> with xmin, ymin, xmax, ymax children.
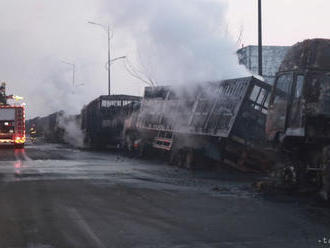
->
<box><xmin>0</xmin><ymin>82</ymin><xmax>25</xmax><ymax>148</ymax></box>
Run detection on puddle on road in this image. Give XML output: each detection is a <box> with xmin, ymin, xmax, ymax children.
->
<box><xmin>0</xmin><ymin>145</ymin><xmax>258</xmax><ymax>198</ymax></box>
<box><xmin>0</xmin><ymin>157</ymin><xmax>136</xmax><ymax>183</ymax></box>
<box><xmin>0</xmin><ymin>157</ymin><xmax>256</xmax><ymax>199</ymax></box>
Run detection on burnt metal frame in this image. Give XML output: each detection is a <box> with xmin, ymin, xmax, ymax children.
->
<box><xmin>137</xmin><ymin>77</ymin><xmax>270</xmax><ymax>139</ymax></box>
<box><xmin>248</xmin><ymin>85</ymin><xmax>269</xmax><ymax>113</ymax></box>
<box><xmin>286</xmin><ymin>73</ymin><xmax>305</xmax><ymax>128</ymax></box>
<box><xmin>238</xmin><ymin>79</ymin><xmax>271</xmax><ymax>118</ymax></box>
<box><xmin>230</xmin><ymin>78</ymin><xmax>271</xmax><ymax>145</ymax></box>
<box><xmin>81</xmin><ymin>94</ymin><xmax>142</xmax><ymax>144</ymax></box>
<box><xmin>270</xmin><ymin>72</ymin><xmax>305</xmax><ymax>132</ymax></box>
<box><xmin>187</xmin><ymin>78</ymin><xmax>252</xmax><ymax>137</ymax></box>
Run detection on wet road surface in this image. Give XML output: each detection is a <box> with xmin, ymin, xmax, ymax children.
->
<box><xmin>0</xmin><ymin>143</ymin><xmax>329</xmax><ymax>248</ymax></box>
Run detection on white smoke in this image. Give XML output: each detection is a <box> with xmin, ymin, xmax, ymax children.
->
<box><xmin>0</xmin><ymin>0</ymin><xmax>248</xmax><ymax>121</ymax></box>
<box><xmin>57</xmin><ymin>112</ymin><xmax>84</xmax><ymax>148</ymax></box>
<box><xmin>0</xmin><ymin>0</ymin><xmax>106</xmax><ymax>119</ymax></box>
<box><xmin>103</xmin><ymin>0</ymin><xmax>249</xmax><ymax>85</ymax></box>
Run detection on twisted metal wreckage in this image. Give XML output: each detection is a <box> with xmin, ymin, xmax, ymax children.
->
<box><xmin>27</xmin><ymin>39</ymin><xmax>330</xmax><ymax>199</ymax></box>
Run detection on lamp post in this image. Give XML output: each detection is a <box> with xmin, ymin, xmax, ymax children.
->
<box><xmin>88</xmin><ymin>21</ymin><xmax>112</xmax><ymax>95</ymax></box>
<box><xmin>258</xmin><ymin>0</ymin><xmax>263</xmax><ymax>76</ymax></box>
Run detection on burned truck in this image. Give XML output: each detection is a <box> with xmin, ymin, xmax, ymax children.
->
<box><xmin>81</xmin><ymin>94</ymin><xmax>141</xmax><ymax>148</ymax></box>
<box><xmin>124</xmin><ymin>76</ymin><xmax>272</xmax><ymax>170</ymax></box>
<box><xmin>266</xmin><ymin>38</ymin><xmax>330</xmax><ymax>198</ymax></box>
<box><xmin>26</xmin><ymin>111</ymin><xmax>76</xmax><ymax>143</ymax></box>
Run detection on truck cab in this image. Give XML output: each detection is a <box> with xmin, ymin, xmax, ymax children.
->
<box><xmin>265</xmin><ymin>39</ymin><xmax>330</xmax><ymax>198</ymax></box>
<box><xmin>266</xmin><ymin>39</ymin><xmax>330</xmax><ymax>146</ymax></box>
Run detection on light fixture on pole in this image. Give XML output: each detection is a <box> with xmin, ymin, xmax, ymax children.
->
<box><xmin>88</xmin><ymin>21</ymin><xmax>112</xmax><ymax>95</ymax></box>
<box><xmin>110</xmin><ymin>56</ymin><xmax>126</xmax><ymax>66</ymax></box>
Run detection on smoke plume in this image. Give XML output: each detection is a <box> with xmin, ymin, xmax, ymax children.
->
<box><xmin>103</xmin><ymin>0</ymin><xmax>248</xmax><ymax>85</ymax></box>
<box><xmin>0</xmin><ymin>0</ymin><xmax>248</xmax><ymax>120</ymax></box>
<box><xmin>57</xmin><ymin>113</ymin><xmax>84</xmax><ymax>148</ymax></box>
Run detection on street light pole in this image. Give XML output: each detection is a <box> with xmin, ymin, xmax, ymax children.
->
<box><xmin>258</xmin><ymin>0</ymin><xmax>263</xmax><ymax>76</ymax></box>
<box><xmin>88</xmin><ymin>21</ymin><xmax>113</xmax><ymax>95</ymax></box>
<box><xmin>107</xmin><ymin>25</ymin><xmax>111</xmax><ymax>95</ymax></box>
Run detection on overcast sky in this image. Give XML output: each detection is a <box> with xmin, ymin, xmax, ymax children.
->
<box><xmin>0</xmin><ymin>0</ymin><xmax>328</xmax><ymax>118</ymax></box>
<box><xmin>227</xmin><ymin>0</ymin><xmax>329</xmax><ymax>46</ymax></box>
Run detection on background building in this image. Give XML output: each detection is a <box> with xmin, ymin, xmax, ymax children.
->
<box><xmin>237</xmin><ymin>45</ymin><xmax>290</xmax><ymax>84</ymax></box>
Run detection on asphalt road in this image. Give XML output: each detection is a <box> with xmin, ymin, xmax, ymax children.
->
<box><xmin>0</xmin><ymin>143</ymin><xmax>329</xmax><ymax>248</ymax></box>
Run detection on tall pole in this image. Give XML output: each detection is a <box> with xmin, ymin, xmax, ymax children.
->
<box><xmin>107</xmin><ymin>25</ymin><xmax>111</xmax><ymax>95</ymax></box>
<box><xmin>258</xmin><ymin>0</ymin><xmax>263</xmax><ymax>76</ymax></box>
<box><xmin>89</xmin><ymin>21</ymin><xmax>124</xmax><ymax>95</ymax></box>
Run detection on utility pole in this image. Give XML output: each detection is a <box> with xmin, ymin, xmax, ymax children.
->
<box><xmin>258</xmin><ymin>0</ymin><xmax>263</xmax><ymax>76</ymax></box>
<box><xmin>89</xmin><ymin>22</ymin><xmax>112</xmax><ymax>95</ymax></box>
<box><xmin>88</xmin><ymin>21</ymin><xmax>126</xmax><ymax>96</ymax></box>
<box><xmin>107</xmin><ymin>25</ymin><xmax>111</xmax><ymax>95</ymax></box>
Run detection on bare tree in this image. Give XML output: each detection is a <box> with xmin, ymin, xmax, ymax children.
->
<box><xmin>124</xmin><ymin>52</ymin><xmax>158</xmax><ymax>87</ymax></box>
<box><xmin>235</xmin><ymin>24</ymin><xmax>244</xmax><ymax>48</ymax></box>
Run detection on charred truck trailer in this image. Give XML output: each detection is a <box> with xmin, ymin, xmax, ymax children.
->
<box><xmin>266</xmin><ymin>39</ymin><xmax>330</xmax><ymax>198</ymax></box>
<box><xmin>26</xmin><ymin>111</ymin><xmax>80</xmax><ymax>143</ymax></box>
<box><xmin>124</xmin><ymin>76</ymin><xmax>272</xmax><ymax>171</ymax></box>
<box><xmin>27</xmin><ymin>95</ymin><xmax>141</xmax><ymax>147</ymax></box>
<box><xmin>26</xmin><ymin>112</ymin><xmax>64</xmax><ymax>143</ymax></box>
<box><xmin>81</xmin><ymin>95</ymin><xmax>141</xmax><ymax>148</ymax></box>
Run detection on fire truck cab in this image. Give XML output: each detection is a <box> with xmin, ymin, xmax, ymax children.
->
<box><xmin>0</xmin><ymin>105</ymin><xmax>25</xmax><ymax>148</ymax></box>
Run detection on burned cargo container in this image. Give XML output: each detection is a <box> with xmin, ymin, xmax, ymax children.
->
<box><xmin>26</xmin><ymin>111</ymin><xmax>82</xmax><ymax>144</ymax></box>
<box><xmin>124</xmin><ymin>76</ymin><xmax>272</xmax><ymax>170</ymax></box>
<box><xmin>26</xmin><ymin>111</ymin><xmax>65</xmax><ymax>143</ymax></box>
<box><xmin>81</xmin><ymin>95</ymin><xmax>141</xmax><ymax>148</ymax></box>
<box><xmin>266</xmin><ymin>39</ymin><xmax>330</xmax><ymax>199</ymax></box>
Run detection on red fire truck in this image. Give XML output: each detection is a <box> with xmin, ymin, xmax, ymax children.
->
<box><xmin>0</xmin><ymin>105</ymin><xmax>25</xmax><ymax>147</ymax></box>
<box><xmin>0</xmin><ymin>82</ymin><xmax>25</xmax><ymax>148</ymax></box>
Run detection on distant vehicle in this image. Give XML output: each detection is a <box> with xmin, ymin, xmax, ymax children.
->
<box><xmin>266</xmin><ymin>38</ymin><xmax>330</xmax><ymax>199</ymax></box>
<box><xmin>124</xmin><ymin>76</ymin><xmax>272</xmax><ymax>171</ymax></box>
<box><xmin>81</xmin><ymin>95</ymin><xmax>141</xmax><ymax>148</ymax></box>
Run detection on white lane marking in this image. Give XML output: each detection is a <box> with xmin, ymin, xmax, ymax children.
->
<box><xmin>66</xmin><ymin>207</ymin><xmax>107</xmax><ymax>248</ymax></box>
